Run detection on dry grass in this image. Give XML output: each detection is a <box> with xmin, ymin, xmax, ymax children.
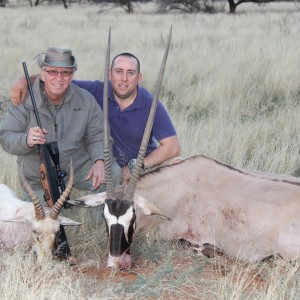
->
<box><xmin>1</xmin><ymin>233</ymin><xmax>300</xmax><ymax>299</ymax></box>
<box><xmin>1</xmin><ymin>2</ymin><xmax>300</xmax><ymax>299</ymax></box>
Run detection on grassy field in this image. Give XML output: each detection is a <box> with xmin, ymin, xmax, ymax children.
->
<box><xmin>1</xmin><ymin>2</ymin><xmax>300</xmax><ymax>299</ymax></box>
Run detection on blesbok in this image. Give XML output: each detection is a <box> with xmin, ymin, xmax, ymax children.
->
<box><xmin>0</xmin><ymin>163</ymin><xmax>80</xmax><ymax>263</ymax></box>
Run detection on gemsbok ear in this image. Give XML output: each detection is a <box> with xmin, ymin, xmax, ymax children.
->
<box><xmin>58</xmin><ymin>216</ymin><xmax>81</xmax><ymax>226</ymax></box>
<box><xmin>133</xmin><ymin>192</ymin><xmax>171</xmax><ymax>220</ymax></box>
<box><xmin>67</xmin><ymin>192</ymin><xmax>107</xmax><ymax>207</ymax></box>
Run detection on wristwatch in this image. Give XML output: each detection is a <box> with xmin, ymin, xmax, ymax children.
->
<box><xmin>128</xmin><ymin>159</ymin><xmax>145</xmax><ymax>174</ymax></box>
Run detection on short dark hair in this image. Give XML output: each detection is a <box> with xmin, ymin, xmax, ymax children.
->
<box><xmin>111</xmin><ymin>53</ymin><xmax>140</xmax><ymax>73</ymax></box>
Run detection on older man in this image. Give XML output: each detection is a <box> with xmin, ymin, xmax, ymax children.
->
<box><xmin>0</xmin><ymin>46</ymin><xmax>121</xmax><ymax>260</ymax></box>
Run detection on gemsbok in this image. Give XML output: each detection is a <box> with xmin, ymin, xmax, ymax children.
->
<box><xmin>0</xmin><ymin>163</ymin><xmax>80</xmax><ymax>263</ymax></box>
<box><xmin>70</xmin><ymin>154</ymin><xmax>300</xmax><ymax>267</ymax></box>
<box><xmin>69</xmin><ymin>28</ymin><xmax>300</xmax><ymax>269</ymax></box>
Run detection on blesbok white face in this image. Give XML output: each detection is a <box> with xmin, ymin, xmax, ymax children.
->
<box><xmin>31</xmin><ymin>216</ymin><xmax>64</xmax><ymax>263</ymax></box>
<box><xmin>4</xmin><ymin>213</ymin><xmax>78</xmax><ymax>264</ymax></box>
<box><xmin>1</xmin><ymin>163</ymin><xmax>80</xmax><ymax>264</ymax></box>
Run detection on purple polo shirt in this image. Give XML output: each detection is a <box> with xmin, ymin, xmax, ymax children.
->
<box><xmin>72</xmin><ymin>80</ymin><xmax>177</xmax><ymax>167</ymax></box>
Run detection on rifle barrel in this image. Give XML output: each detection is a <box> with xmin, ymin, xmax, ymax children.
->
<box><xmin>22</xmin><ymin>61</ymin><xmax>43</xmax><ymax>129</ymax></box>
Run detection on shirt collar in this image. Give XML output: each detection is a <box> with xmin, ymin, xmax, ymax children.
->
<box><xmin>108</xmin><ymin>83</ymin><xmax>146</xmax><ymax>110</ymax></box>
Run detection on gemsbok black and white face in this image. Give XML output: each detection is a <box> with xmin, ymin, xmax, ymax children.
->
<box><xmin>104</xmin><ymin>199</ymin><xmax>136</xmax><ymax>268</ymax></box>
<box><xmin>70</xmin><ymin>185</ymin><xmax>169</xmax><ymax>269</ymax></box>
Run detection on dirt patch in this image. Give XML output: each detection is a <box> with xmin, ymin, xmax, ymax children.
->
<box><xmin>71</xmin><ymin>257</ymin><xmax>154</xmax><ymax>282</ymax></box>
<box><xmin>70</xmin><ymin>251</ymin><xmax>269</xmax><ymax>293</ymax></box>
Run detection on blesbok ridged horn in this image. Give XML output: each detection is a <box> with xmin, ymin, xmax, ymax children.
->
<box><xmin>20</xmin><ymin>160</ymin><xmax>45</xmax><ymax>220</ymax></box>
<box><xmin>50</xmin><ymin>161</ymin><xmax>74</xmax><ymax>220</ymax></box>
<box><xmin>103</xmin><ymin>27</ymin><xmax>116</xmax><ymax>200</ymax></box>
<box><xmin>124</xmin><ymin>26</ymin><xmax>173</xmax><ymax>201</ymax></box>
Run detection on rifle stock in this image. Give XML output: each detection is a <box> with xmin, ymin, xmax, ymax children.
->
<box><xmin>39</xmin><ymin>146</ymin><xmax>60</xmax><ymax>207</ymax></box>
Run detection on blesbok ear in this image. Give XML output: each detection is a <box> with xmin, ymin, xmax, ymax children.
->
<box><xmin>58</xmin><ymin>216</ymin><xmax>81</xmax><ymax>226</ymax></box>
<box><xmin>67</xmin><ymin>192</ymin><xmax>107</xmax><ymax>207</ymax></box>
<box><xmin>133</xmin><ymin>192</ymin><xmax>171</xmax><ymax>220</ymax></box>
<box><xmin>2</xmin><ymin>215</ymin><xmax>33</xmax><ymax>224</ymax></box>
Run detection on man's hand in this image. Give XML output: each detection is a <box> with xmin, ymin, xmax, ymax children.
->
<box><xmin>85</xmin><ymin>160</ymin><xmax>105</xmax><ymax>190</ymax></box>
<box><xmin>26</xmin><ymin>126</ymin><xmax>48</xmax><ymax>148</ymax></box>
<box><xmin>10</xmin><ymin>77</ymin><xmax>28</xmax><ymax>106</ymax></box>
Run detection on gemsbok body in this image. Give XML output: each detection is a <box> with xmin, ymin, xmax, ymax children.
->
<box><xmin>0</xmin><ymin>164</ymin><xmax>80</xmax><ymax>263</ymax></box>
<box><xmin>71</xmin><ymin>155</ymin><xmax>300</xmax><ymax>267</ymax></box>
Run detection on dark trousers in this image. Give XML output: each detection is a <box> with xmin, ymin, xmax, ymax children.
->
<box><xmin>55</xmin><ymin>225</ymin><xmax>71</xmax><ymax>260</ymax></box>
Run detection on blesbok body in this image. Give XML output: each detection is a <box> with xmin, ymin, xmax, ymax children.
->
<box><xmin>70</xmin><ymin>154</ymin><xmax>300</xmax><ymax>267</ymax></box>
<box><xmin>0</xmin><ymin>165</ymin><xmax>80</xmax><ymax>263</ymax></box>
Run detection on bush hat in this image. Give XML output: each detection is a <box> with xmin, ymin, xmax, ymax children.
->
<box><xmin>37</xmin><ymin>46</ymin><xmax>77</xmax><ymax>70</ymax></box>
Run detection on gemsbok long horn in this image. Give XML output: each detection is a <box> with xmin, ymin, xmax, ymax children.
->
<box><xmin>20</xmin><ymin>160</ymin><xmax>45</xmax><ymax>220</ymax></box>
<box><xmin>103</xmin><ymin>27</ymin><xmax>117</xmax><ymax>201</ymax></box>
<box><xmin>124</xmin><ymin>26</ymin><xmax>173</xmax><ymax>201</ymax></box>
<box><xmin>50</xmin><ymin>161</ymin><xmax>74</xmax><ymax>219</ymax></box>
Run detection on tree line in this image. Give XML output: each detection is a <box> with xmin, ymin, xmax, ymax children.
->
<box><xmin>0</xmin><ymin>0</ymin><xmax>298</xmax><ymax>14</ymax></box>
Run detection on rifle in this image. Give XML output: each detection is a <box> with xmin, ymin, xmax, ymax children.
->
<box><xmin>46</xmin><ymin>141</ymin><xmax>72</xmax><ymax>209</ymax></box>
<box><xmin>22</xmin><ymin>61</ymin><xmax>71</xmax><ymax>258</ymax></box>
